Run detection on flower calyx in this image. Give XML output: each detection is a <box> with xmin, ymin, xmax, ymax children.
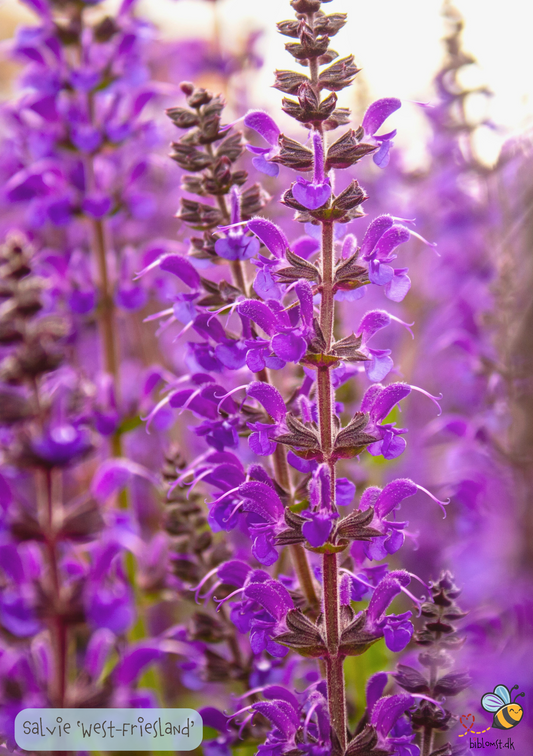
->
<box><xmin>328</xmin><ymin>605</ymin><xmax>381</xmax><ymax>658</ymax></box>
<box><xmin>325</xmin><ymin>128</ymin><xmax>376</xmax><ymax>170</ymax></box>
<box><xmin>332</xmin><ymin>507</ymin><xmax>381</xmax><ymax>543</ymax></box>
<box><xmin>319</xmin><ymin>55</ymin><xmax>361</xmax><ymax>93</ymax></box>
<box><xmin>286</xmin><ymin>180</ymin><xmax>368</xmax><ymax>224</ymax></box>
<box><xmin>274</xmin><ymin>608</ymin><xmax>327</xmax><ymax>657</ymax></box>
<box><xmin>272</xmin><ymin>133</ymin><xmax>314</xmax><ymax>171</ymax></box>
<box><xmin>196</xmin><ymin>278</ymin><xmax>241</xmax><ymax>308</ymax></box>
<box><xmin>333</xmin><ymin>411</ymin><xmax>378</xmax><ymax>461</ymax></box>
<box><xmin>334</xmin><ymin>248</ymin><xmax>370</xmax><ymax>294</ymax></box>
<box><xmin>274</xmin><ymin>248</ymin><xmax>320</xmax><ymax>285</ymax></box>
<box><xmin>299</xmin><ymin>320</ymin><xmax>366</xmax><ymax>369</ymax></box>
<box><xmin>344</xmin><ymin>724</ymin><xmax>387</xmax><ymax>756</ymax></box>
<box><xmin>275</xmin><ymin>414</ymin><xmax>323</xmax><ymax>461</ymax></box>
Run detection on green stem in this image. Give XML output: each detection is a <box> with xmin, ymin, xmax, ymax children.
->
<box><xmin>421</xmin><ymin>725</ymin><xmax>434</xmax><ymax>756</ymax></box>
<box><xmin>316</xmin><ymin>194</ymin><xmax>346</xmax><ymax>750</ymax></box>
<box><xmin>319</xmin><ymin>222</ymin><xmax>335</xmax><ymax>351</ymax></box>
<box><xmin>38</xmin><ymin>469</ymin><xmax>68</xmax><ymax>719</ymax></box>
<box><xmin>323</xmin><ymin>554</ymin><xmax>347</xmax><ymax>751</ymax></box>
<box><xmin>86</xmin><ymin>91</ymin><xmax>123</xmax><ymax>457</ymax></box>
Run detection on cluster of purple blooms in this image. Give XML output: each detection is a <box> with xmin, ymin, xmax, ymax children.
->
<box><xmin>131</xmin><ymin>0</ymin><xmax>465</xmax><ymax>753</ymax></box>
<box><xmin>2</xmin><ymin>0</ymin><xmax>528</xmax><ymax>755</ymax></box>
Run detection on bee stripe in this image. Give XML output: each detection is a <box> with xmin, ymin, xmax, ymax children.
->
<box><xmin>500</xmin><ymin>708</ymin><xmax>517</xmax><ymax>726</ymax></box>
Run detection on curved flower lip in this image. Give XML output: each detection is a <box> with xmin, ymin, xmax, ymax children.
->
<box><xmin>360</xmin><ymin>98</ymin><xmax>401</xmax><ymax>168</ymax></box>
<box><xmin>244</xmin><ymin>109</ymin><xmax>281</xmax><ymax>176</ymax></box>
<box><xmin>244</xmin><ymin>110</ymin><xmax>280</xmax><ymax>146</ymax></box>
<box><xmin>248</xmin><ymin>218</ymin><xmax>290</xmax><ymax>258</ymax></box>
<box><xmin>357</xmin><ymin>309</ymin><xmax>415</xmax><ymax>342</ymax></box>
<box><xmin>362</xmin><ymin>98</ymin><xmax>402</xmax><ymax>137</ymax></box>
<box><xmin>371</xmin><ymin>693</ymin><xmax>414</xmax><ymax>737</ymax></box>
<box><xmin>134</xmin><ymin>253</ymin><xmax>200</xmax><ymax>289</ymax></box>
<box><xmin>244</xmin><ymin>578</ymin><xmax>293</xmax><ymax>621</ymax></box>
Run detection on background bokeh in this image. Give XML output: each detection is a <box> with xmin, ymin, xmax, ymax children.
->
<box><xmin>3</xmin><ymin>0</ymin><xmax>533</xmax><ymax>166</ymax></box>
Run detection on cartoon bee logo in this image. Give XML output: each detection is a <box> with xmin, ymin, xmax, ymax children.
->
<box><xmin>481</xmin><ymin>684</ymin><xmax>525</xmax><ymax>730</ymax></box>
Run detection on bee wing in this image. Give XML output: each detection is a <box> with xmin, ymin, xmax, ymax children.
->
<box><xmin>494</xmin><ymin>685</ymin><xmax>511</xmax><ymax>704</ymax></box>
<box><xmin>482</xmin><ymin>693</ymin><xmax>505</xmax><ymax>712</ymax></box>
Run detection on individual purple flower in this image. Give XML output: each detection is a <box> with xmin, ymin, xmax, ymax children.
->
<box><xmin>301</xmin><ymin>465</ymin><xmax>339</xmax><ymax>548</ymax></box>
<box><xmin>244</xmin><ymin>110</ymin><xmax>281</xmax><ymax>176</ymax></box>
<box><xmin>292</xmin><ymin>133</ymin><xmax>331</xmax><ymax>211</ymax></box>
<box><xmin>236</xmin><ymin>283</ymin><xmax>314</xmax><ymax>367</ymax></box>
<box><xmin>244</xmin><ymin>578</ymin><xmax>294</xmax><ymax>656</ymax></box>
<box><xmin>356</xmin><ymin>309</ymin><xmax>414</xmax><ymax>382</ymax></box>
<box><xmin>349</xmin><ymin>477</ymin><xmax>447</xmax><ymax>564</ymax></box>
<box><xmin>31</xmin><ymin>415</ymin><xmax>93</xmax><ymax>467</ymax></box>
<box><xmin>362</xmin><ymin>97</ymin><xmax>401</xmax><ymax>168</ymax></box>
<box><xmin>357</xmin><ymin>479</ymin><xmax>416</xmax><ymax>560</ymax></box>
<box><xmin>361</xmin><ymin>382</ymin><xmax>442</xmax><ymax>459</ymax></box>
<box><xmin>365</xmin><ymin>673</ymin><xmax>420</xmax><ymax>755</ymax></box>
<box><xmin>360</xmin><ymin>215</ymin><xmax>411</xmax><ymax>297</ymax></box>
<box><xmin>215</xmin><ymin>187</ymin><xmax>261</xmax><ymax>261</ymax></box>
<box><xmin>115</xmin><ymin>247</ymin><xmax>148</xmax><ymax>311</ymax></box>
<box><xmin>228</xmin><ymin>683</ymin><xmax>331</xmax><ymax>755</ymax></box>
<box><xmin>361</xmin><ymin>214</ymin><xmax>436</xmax><ymax>300</ymax></box>
<box><xmin>365</xmin><ymin>572</ymin><xmax>415</xmax><ymax>652</ymax></box>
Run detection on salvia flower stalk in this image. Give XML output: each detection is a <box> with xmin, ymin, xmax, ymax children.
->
<box><xmin>393</xmin><ymin>571</ymin><xmax>471</xmax><ymax>756</ymax></box>
<box><xmin>0</xmin><ymin>0</ymin><xmax>193</xmax><ymax>742</ymax></box>
<box><xmin>144</xmin><ymin>0</ymin><xmax>452</xmax><ymax>753</ymax></box>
